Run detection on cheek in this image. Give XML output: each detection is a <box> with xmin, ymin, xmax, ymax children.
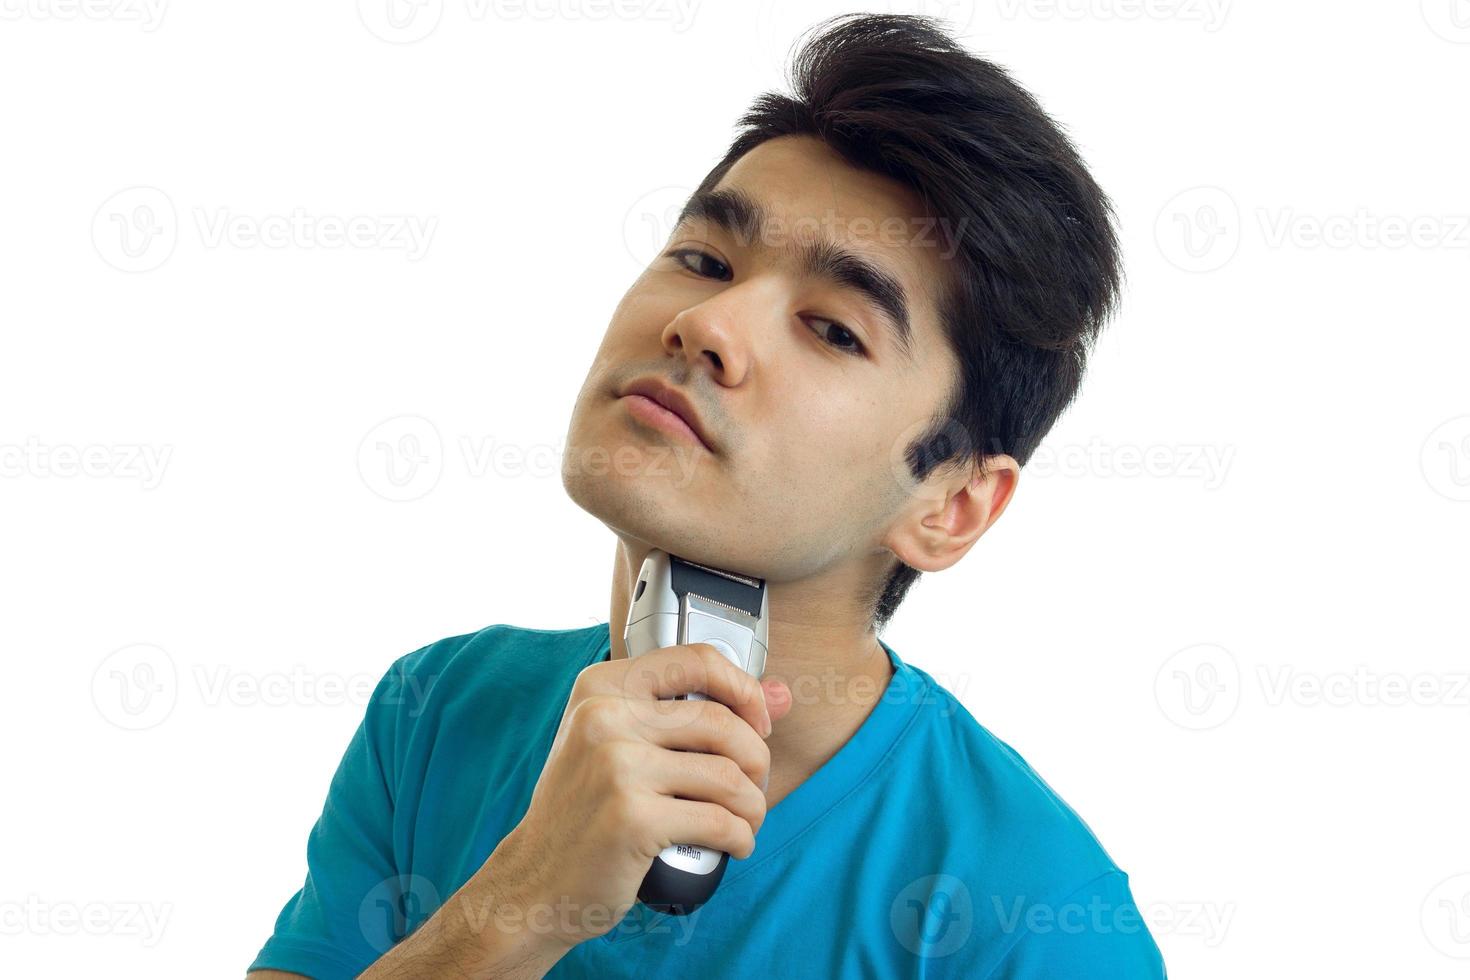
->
<box><xmin>611</xmin><ymin>279</ymin><xmax>682</xmax><ymax>332</ymax></box>
<box><xmin>751</xmin><ymin>407</ymin><xmax>892</xmax><ymax>502</ymax></box>
<box><xmin>808</xmin><ymin>397</ymin><xmax>897</xmax><ymax>470</ymax></box>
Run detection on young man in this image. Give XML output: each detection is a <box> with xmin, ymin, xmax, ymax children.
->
<box><xmin>249</xmin><ymin>13</ymin><xmax>1166</xmax><ymax>979</ymax></box>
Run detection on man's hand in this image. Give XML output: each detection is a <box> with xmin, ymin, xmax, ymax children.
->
<box><xmin>455</xmin><ymin>642</ymin><xmax>794</xmax><ymax>957</ymax></box>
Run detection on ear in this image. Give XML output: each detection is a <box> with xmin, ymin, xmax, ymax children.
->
<box><xmin>881</xmin><ymin>454</ymin><xmax>1020</xmax><ymax>574</ymax></box>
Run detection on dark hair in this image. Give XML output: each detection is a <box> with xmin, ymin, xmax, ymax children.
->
<box><xmin>689</xmin><ymin>13</ymin><xmax>1123</xmax><ymax>634</ymax></box>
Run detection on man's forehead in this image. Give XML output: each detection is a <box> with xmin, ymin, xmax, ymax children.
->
<box><xmin>719</xmin><ymin>133</ymin><xmax>925</xmax><ymax>220</ymax></box>
<box><xmin>691</xmin><ymin>138</ymin><xmax>953</xmax><ymax>307</ymax></box>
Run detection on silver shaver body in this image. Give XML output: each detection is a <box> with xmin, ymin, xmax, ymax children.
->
<box><xmin>622</xmin><ymin>549</ymin><xmax>769</xmax><ymax>916</ymax></box>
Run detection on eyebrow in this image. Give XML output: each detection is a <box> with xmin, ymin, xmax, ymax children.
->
<box><xmin>674</xmin><ymin>186</ymin><xmax>917</xmax><ymax>362</ymax></box>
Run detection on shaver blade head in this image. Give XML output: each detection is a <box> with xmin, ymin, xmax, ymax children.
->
<box><xmin>624</xmin><ymin>549</ymin><xmax>769</xmax><ymax>678</ymax></box>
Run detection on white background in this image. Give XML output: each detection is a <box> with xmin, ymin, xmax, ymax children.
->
<box><xmin>2</xmin><ymin>1</ymin><xmax>1467</xmax><ymax>977</ymax></box>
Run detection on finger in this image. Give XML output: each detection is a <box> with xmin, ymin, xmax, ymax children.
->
<box><xmin>629</xmin><ymin>697</ymin><xmax>770</xmax><ymax>788</ymax></box>
<box><xmin>620</xmin><ymin>643</ymin><xmax>772</xmax><ymax>738</ymax></box>
<box><xmin>642</xmin><ymin>745</ymin><xmax>767</xmax><ymax>836</ymax></box>
<box><xmin>651</xmin><ymin>796</ymin><xmax>758</xmax><ymax>861</ymax></box>
<box><xmin>761</xmin><ymin>679</ymin><xmax>793</xmax><ymax>725</ymax></box>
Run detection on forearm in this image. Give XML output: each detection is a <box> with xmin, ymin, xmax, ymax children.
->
<box><xmin>358</xmin><ymin>860</ymin><xmax>570</xmax><ymax>980</ymax></box>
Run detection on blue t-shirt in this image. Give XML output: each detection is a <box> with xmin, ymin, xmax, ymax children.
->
<box><xmin>249</xmin><ymin>622</ymin><xmax>1167</xmax><ymax>978</ymax></box>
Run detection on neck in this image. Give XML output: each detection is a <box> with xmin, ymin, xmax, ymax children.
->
<box><xmin>606</xmin><ymin>540</ymin><xmax>898</xmax><ymax>807</ymax></box>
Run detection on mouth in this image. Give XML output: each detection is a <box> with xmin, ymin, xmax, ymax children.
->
<box><xmin>618</xmin><ymin>377</ymin><xmax>716</xmax><ymax>453</ymax></box>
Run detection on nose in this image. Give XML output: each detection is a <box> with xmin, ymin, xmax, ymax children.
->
<box><xmin>659</xmin><ymin>283</ymin><xmax>773</xmax><ymax>386</ymax></box>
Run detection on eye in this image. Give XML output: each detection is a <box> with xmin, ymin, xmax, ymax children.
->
<box><xmin>666</xmin><ymin>247</ymin><xmax>731</xmax><ymax>281</ymax></box>
<box><xmin>665</xmin><ymin>247</ymin><xmax>867</xmax><ymax>358</ymax></box>
<box><xmin>807</xmin><ymin>317</ymin><xmax>867</xmax><ymax>357</ymax></box>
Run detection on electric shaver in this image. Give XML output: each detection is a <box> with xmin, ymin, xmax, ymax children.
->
<box><xmin>622</xmin><ymin>549</ymin><xmax>769</xmax><ymax>916</ymax></box>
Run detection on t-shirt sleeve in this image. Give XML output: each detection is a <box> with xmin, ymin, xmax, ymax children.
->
<box><xmin>247</xmin><ymin>658</ymin><xmax>410</xmax><ymax>979</ymax></box>
<box><xmin>982</xmin><ymin>870</ymin><xmax>1168</xmax><ymax>979</ymax></box>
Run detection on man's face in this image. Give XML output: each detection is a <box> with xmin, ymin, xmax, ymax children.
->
<box><xmin>562</xmin><ymin>134</ymin><xmax>959</xmax><ymax>585</ymax></box>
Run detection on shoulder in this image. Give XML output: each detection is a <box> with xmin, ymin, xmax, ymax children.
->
<box><xmin>364</xmin><ymin>620</ymin><xmax>608</xmax><ymax>765</ymax></box>
<box><xmin>894</xmin><ymin>666</ymin><xmax>1165</xmax><ymax>975</ymax></box>
<box><xmin>389</xmin><ymin>620</ymin><xmax>608</xmax><ymax>692</ymax></box>
<box><xmin>907</xmin><ymin>666</ymin><xmax>1125</xmax><ymax>882</ymax></box>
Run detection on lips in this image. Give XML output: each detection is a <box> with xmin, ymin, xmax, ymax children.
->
<box><xmin>619</xmin><ymin>377</ymin><xmax>715</xmax><ymax>452</ymax></box>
